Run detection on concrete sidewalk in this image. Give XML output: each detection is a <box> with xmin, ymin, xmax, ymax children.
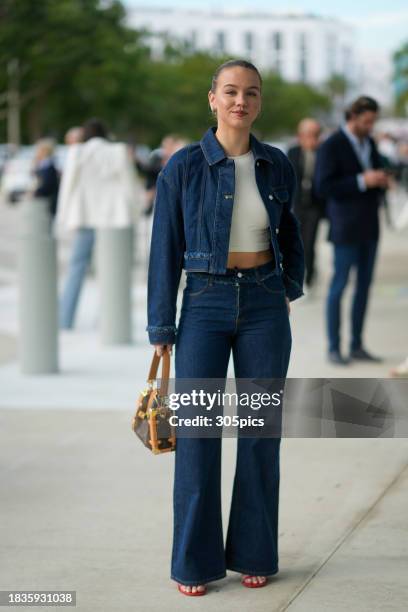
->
<box><xmin>1</xmin><ymin>220</ymin><xmax>407</xmax><ymax>410</ymax></box>
<box><xmin>0</xmin><ymin>211</ymin><xmax>407</xmax><ymax>611</ymax></box>
<box><xmin>1</xmin><ymin>410</ymin><xmax>407</xmax><ymax>611</ymax></box>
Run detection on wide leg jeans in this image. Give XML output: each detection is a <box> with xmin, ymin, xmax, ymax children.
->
<box><xmin>171</xmin><ymin>260</ymin><xmax>292</xmax><ymax>585</ymax></box>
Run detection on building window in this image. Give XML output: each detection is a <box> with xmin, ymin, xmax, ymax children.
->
<box><xmin>215</xmin><ymin>31</ymin><xmax>226</xmax><ymax>54</ymax></box>
<box><xmin>271</xmin><ymin>31</ymin><xmax>282</xmax><ymax>51</ymax></box>
<box><xmin>298</xmin><ymin>32</ymin><xmax>307</xmax><ymax>81</ymax></box>
<box><xmin>269</xmin><ymin>31</ymin><xmax>283</xmax><ymax>74</ymax></box>
<box><xmin>244</xmin><ymin>31</ymin><xmax>253</xmax><ymax>53</ymax></box>
<box><xmin>326</xmin><ymin>34</ymin><xmax>336</xmax><ymax>76</ymax></box>
<box><xmin>190</xmin><ymin>30</ymin><xmax>197</xmax><ymax>51</ymax></box>
<box><xmin>342</xmin><ymin>45</ymin><xmax>351</xmax><ymax>73</ymax></box>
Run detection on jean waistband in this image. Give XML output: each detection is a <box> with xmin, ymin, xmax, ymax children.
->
<box><xmin>187</xmin><ymin>259</ymin><xmax>279</xmax><ymax>284</ymax></box>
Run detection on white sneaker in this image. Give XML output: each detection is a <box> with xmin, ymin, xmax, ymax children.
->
<box><xmin>390</xmin><ymin>356</ymin><xmax>408</xmax><ymax>378</ymax></box>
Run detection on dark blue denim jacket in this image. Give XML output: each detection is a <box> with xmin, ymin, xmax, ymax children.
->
<box><xmin>146</xmin><ymin>126</ymin><xmax>304</xmax><ymax>345</ymax></box>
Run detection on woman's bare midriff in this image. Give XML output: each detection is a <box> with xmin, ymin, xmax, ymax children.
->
<box><xmin>227</xmin><ymin>249</ymin><xmax>274</xmax><ymax>269</ymax></box>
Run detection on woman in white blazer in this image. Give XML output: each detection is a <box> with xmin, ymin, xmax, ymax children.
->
<box><xmin>56</xmin><ymin>118</ymin><xmax>143</xmax><ymax>329</ymax></box>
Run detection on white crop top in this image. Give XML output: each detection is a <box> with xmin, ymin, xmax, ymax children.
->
<box><xmin>227</xmin><ymin>150</ymin><xmax>270</xmax><ymax>252</ymax></box>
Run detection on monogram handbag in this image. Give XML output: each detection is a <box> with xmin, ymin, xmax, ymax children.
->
<box><xmin>131</xmin><ymin>350</ymin><xmax>176</xmax><ymax>454</ymax></box>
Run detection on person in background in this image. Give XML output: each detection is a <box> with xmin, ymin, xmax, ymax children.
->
<box><xmin>56</xmin><ymin>117</ymin><xmax>142</xmax><ymax>329</ymax></box>
<box><xmin>287</xmin><ymin>119</ymin><xmax>324</xmax><ymax>292</ymax></box>
<box><xmin>135</xmin><ymin>134</ymin><xmax>188</xmax><ymax>216</ymax></box>
<box><xmin>64</xmin><ymin>126</ymin><xmax>84</xmax><ymax>146</ymax></box>
<box><xmin>135</xmin><ymin>146</ymin><xmax>162</xmax><ymax>216</ymax></box>
<box><xmin>32</xmin><ymin>138</ymin><xmax>60</xmax><ymax>219</ymax></box>
<box><xmin>315</xmin><ymin>96</ymin><xmax>392</xmax><ymax>365</ymax></box>
<box><xmin>57</xmin><ymin>119</ymin><xmax>107</xmax><ymax>329</ymax></box>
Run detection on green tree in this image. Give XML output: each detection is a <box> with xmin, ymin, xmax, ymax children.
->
<box><xmin>0</xmin><ymin>0</ymin><xmax>149</xmax><ymax>142</ymax></box>
<box><xmin>326</xmin><ymin>74</ymin><xmax>348</xmax><ymax>100</ymax></box>
<box><xmin>0</xmin><ymin>1</ymin><xmax>332</xmax><ymax>146</ymax></box>
<box><xmin>256</xmin><ymin>71</ymin><xmax>331</xmax><ymax>139</ymax></box>
<box><xmin>393</xmin><ymin>42</ymin><xmax>408</xmax><ymax>116</ymax></box>
<box><xmin>132</xmin><ymin>47</ymin><xmax>331</xmax><ymax>145</ymax></box>
<box><xmin>324</xmin><ymin>73</ymin><xmax>348</xmax><ymax>122</ymax></box>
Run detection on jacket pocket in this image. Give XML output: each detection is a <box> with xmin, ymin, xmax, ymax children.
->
<box><xmin>272</xmin><ymin>185</ymin><xmax>290</xmax><ymax>203</ymax></box>
<box><xmin>270</xmin><ymin>185</ymin><xmax>289</xmax><ymax>225</ymax></box>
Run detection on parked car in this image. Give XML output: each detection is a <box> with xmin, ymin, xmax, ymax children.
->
<box><xmin>0</xmin><ymin>146</ymin><xmax>36</xmax><ymax>203</ymax></box>
<box><xmin>0</xmin><ymin>144</ymin><xmax>16</xmax><ymax>180</ymax></box>
<box><xmin>0</xmin><ymin>144</ymin><xmax>67</xmax><ymax>204</ymax></box>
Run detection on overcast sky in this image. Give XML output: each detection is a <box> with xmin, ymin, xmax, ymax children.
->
<box><xmin>124</xmin><ymin>1</ymin><xmax>408</xmax><ymax>56</ymax></box>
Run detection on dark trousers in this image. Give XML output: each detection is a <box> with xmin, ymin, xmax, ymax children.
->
<box><xmin>326</xmin><ymin>240</ymin><xmax>378</xmax><ymax>353</ymax></box>
<box><xmin>295</xmin><ymin>207</ymin><xmax>321</xmax><ymax>286</ymax></box>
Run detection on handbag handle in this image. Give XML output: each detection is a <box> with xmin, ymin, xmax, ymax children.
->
<box><xmin>147</xmin><ymin>350</ymin><xmax>171</xmax><ymax>396</ymax></box>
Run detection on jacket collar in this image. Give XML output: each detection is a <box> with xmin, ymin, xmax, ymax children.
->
<box><xmin>200</xmin><ymin>126</ymin><xmax>274</xmax><ymax>166</ymax></box>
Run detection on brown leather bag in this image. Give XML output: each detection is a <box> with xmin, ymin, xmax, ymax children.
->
<box><xmin>131</xmin><ymin>350</ymin><xmax>176</xmax><ymax>454</ymax></box>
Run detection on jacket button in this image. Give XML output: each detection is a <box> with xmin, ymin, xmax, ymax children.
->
<box><xmin>237</xmin><ymin>272</ymin><xmax>243</xmax><ymax>278</ymax></box>
<box><xmin>268</xmin><ymin>194</ymin><xmax>274</xmax><ymax>200</ymax></box>
<box><xmin>275</xmin><ymin>228</ymin><xmax>279</xmax><ymax>234</ymax></box>
<box><xmin>256</xmin><ymin>162</ymin><xmax>259</xmax><ymax>166</ymax></box>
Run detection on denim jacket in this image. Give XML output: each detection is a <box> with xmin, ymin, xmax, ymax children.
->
<box><xmin>146</xmin><ymin>126</ymin><xmax>304</xmax><ymax>345</ymax></box>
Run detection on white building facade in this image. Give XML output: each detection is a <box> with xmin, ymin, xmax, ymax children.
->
<box><xmin>128</xmin><ymin>8</ymin><xmax>357</xmax><ymax>88</ymax></box>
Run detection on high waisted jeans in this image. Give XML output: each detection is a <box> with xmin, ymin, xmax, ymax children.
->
<box><xmin>171</xmin><ymin>260</ymin><xmax>292</xmax><ymax>585</ymax></box>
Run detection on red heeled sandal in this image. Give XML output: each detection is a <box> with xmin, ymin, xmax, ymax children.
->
<box><xmin>241</xmin><ymin>575</ymin><xmax>268</xmax><ymax>588</ymax></box>
<box><xmin>177</xmin><ymin>583</ymin><xmax>207</xmax><ymax>596</ymax></box>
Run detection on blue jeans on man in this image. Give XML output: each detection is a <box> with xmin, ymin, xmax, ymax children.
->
<box><xmin>326</xmin><ymin>240</ymin><xmax>378</xmax><ymax>356</ymax></box>
<box><xmin>59</xmin><ymin>228</ymin><xmax>95</xmax><ymax>329</ymax></box>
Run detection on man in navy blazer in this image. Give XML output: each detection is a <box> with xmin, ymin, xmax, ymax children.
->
<box><xmin>315</xmin><ymin>96</ymin><xmax>391</xmax><ymax>365</ymax></box>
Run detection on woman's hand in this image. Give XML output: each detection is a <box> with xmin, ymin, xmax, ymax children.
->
<box><xmin>285</xmin><ymin>296</ymin><xmax>291</xmax><ymax>315</ymax></box>
<box><xmin>153</xmin><ymin>344</ymin><xmax>173</xmax><ymax>357</ymax></box>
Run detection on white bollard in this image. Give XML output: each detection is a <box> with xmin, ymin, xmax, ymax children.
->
<box><xmin>18</xmin><ymin>198</ymin><xmax>58</xmax><ymax>374</ymax></box>
<box><xmin>96</xmin><ymin>227</ymin><xmax>133</xmax><ymax>344</ymax></box>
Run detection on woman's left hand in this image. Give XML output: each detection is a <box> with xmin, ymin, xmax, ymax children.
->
<box><xmin>285</xmin><ymin>296</ymin><xmax>291</xmax><ymax>315</ymax></box>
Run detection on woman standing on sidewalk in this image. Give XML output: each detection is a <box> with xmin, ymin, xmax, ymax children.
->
<box><xmin>146</xmin><ymin>59</ymin><xmax>304</xmax><ymax>596</ymax></box>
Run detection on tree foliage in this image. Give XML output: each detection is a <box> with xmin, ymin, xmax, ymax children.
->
<box><xmin>0</xmin><ymin>0</ymin><xmax>331</xmax><ymax>145</ymax></box>
<box><xmin>393</xmin><ymin>41</ymin><xmax>408</xmax><ymax>116</ymax></box>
